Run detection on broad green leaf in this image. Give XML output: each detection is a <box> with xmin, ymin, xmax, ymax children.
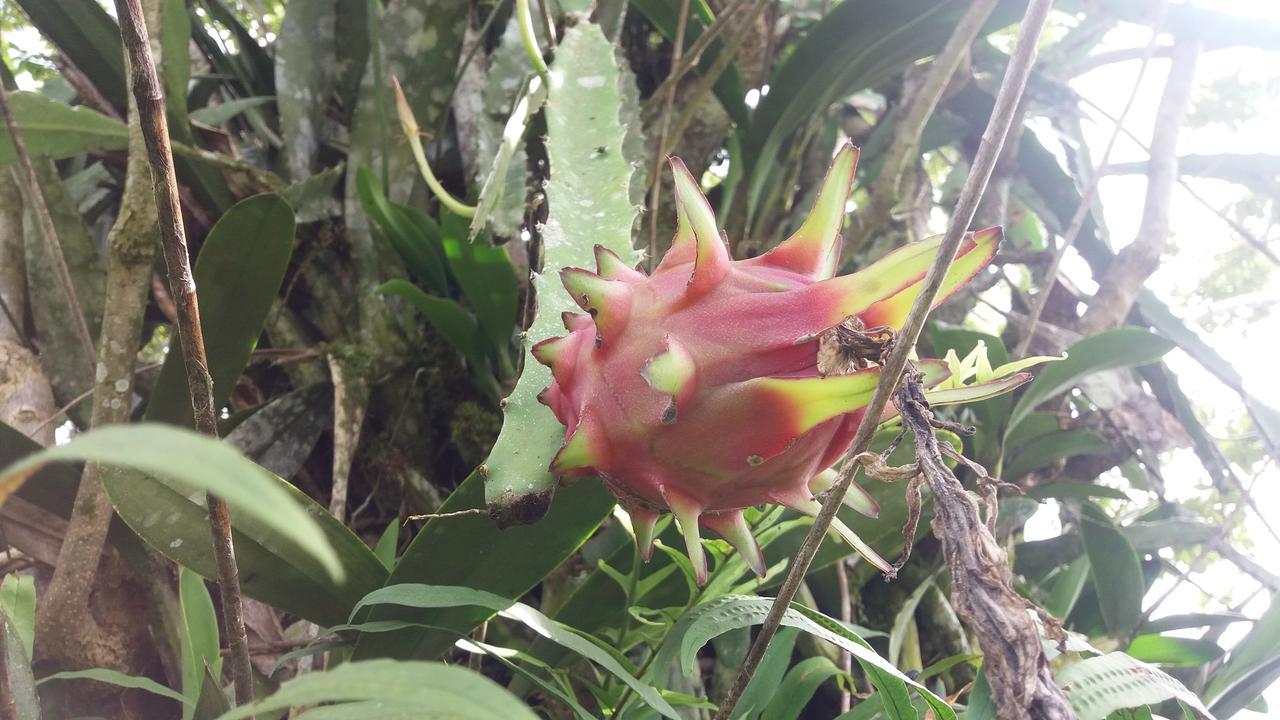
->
<box><xmin>1080</xmin><ymin>504</ymin><xmax>1144</xmax><ymax>637</ymax></box>
<box><xmin>13</xmin><ymin>0</ymin><xmax>126</xmax><ymax>106</ymax></box>
<box><xmin>1140</xmin><ymin>613</ymin><xmax>1250</xmax><ymax>635</ymax></box>
<box><xmin>190</xmin><ymin>97</ymin><xmax>276</xmax><ymax>126</ymax></box>
<box><xmin>760</xmin><ymin>656</ymin><xmax>843</xmax><ymax>720</ymax></box>
<box><xmin>1</xmin><ymin>610</ymin><xmax>40</xmax><ymax>719</ymax></box>
<box><xmin>1007</xmin><ymin>327</ymin><xmax>1175</xmax><ymax>434</ymax></box>
<box><xmin>654</xmin><ymin>595</ymin><xmax>953</xmax><ymax>720</ymax></box>
<box><xmin>349</xmin><ymin>584</ymin><xmax>679</xmax><ymax>719</ymax></box>
<box><xmin>1057</xmin><ymin>652</ymin><xmax>1213</xmax><ymax>720</ymax></box>
<box><xmin>1045</xmin><ymin>556</ymin><xmax>1091</xmax><ymax>620</ymax></box>
<box><xmin>1005</xmin><ymin>429</ymin><xmax>1111</xmax><ymax>478</ymax></box>
<box><xmin>889</xmin><ymin>574</ymin><xmax>936</xmax><ymax>667</ymax></box>
<box><xmin>162</xmin><ymin>0</ymin><xmax>192</xmax><ymax>122</ymax></box>
<box><xmin>38</xmin><ymin>667</ymin><xmax>188</xmax><ymax>705</ymax></box>
<box><xmin>374</xmin><ymin>520</ymin><xmax>400</xmax><ymax>571</ymax></box>
<box><xmin>1205</xmin><ymin>593</ymin><xmax>1280</xmax><ymax>705</ymax></box>
<box><xmin>146</xmin><ymin>194</ymin><xmax>295</xmax><ymax>427</ymax></box>
<box><xmin>0</xmin><ymin>424</ymin><xmax>340</xmax><ymax>579</ymax></box>
<box><xmin>213</xmin><ymin>659</ymin><xmax>537</xmax><ymax>720</ymax></box>
<box><xmin>1126</xmin><ymin>634</ymin><xmax>1224</xmax><ymax>667</ymax></box>
<box><xmin>483</xmin><ymin>21</ymin><xmax>641</xmax><ymax>521</ymax></box>
<box><xmin>179</xmin><ymin>568</ymin><xmax>222</xmax><ymax>719</ymax></box>
<box><xmin>356</xmin><ymin>167</ymin><xmax>450</xmax><ymax>294</ymax></box>
<box><xmin>731</xmin><ymin>628</ymin><xmax>800</xmax><ymax>720</ymax></box>
<box><xmin>0</xmin><ymin>92</ymin><xmax>127</xmax><ymax>164</ymax></box>
<box><xmin>378</xmin><ymin>279</ymin><xmax>485</xmax><ymax>365</ymax></box>
<box><xmin>1209</xmin><ymin>655</ymin><xmax>1280</xmax><ymax>720</ymax></box>
<box><xmin>439</xmin><ymin>211</ymin><xmax>519</xmax><ymax>364</ymax></box>
<box><xmin>0</xmin><ymin>574</ymin><xmax>35</xmax><ymax>660</ymax></box>
<box><xmin>351</xmin><ymin>473</ymin><xmax>614</xmax><ymax>660</ymax></box>
<box><xmin>1026</xmin><ymin>482</ymin><xmax>1129</xmax><ymax>502</ymax></box>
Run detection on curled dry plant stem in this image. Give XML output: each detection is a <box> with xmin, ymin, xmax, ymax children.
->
<box><xmin>0</xmin><ymin>83</ymin><xmax>96</xmax><ymax>361</ymax></box>
<box><xmin>112</xmin><ymin>0</ymin><xmax>256</xmax><ymax>710</ymax></box>
<box><xmin>895</xmin><ymin>371</ymin><xmax>1073</xmax><ymax>719</ymax></box>
<box><xmin>712</xmin><ymin>1</ymin><xmax>1056</xmax><ymax>717</ymax></box>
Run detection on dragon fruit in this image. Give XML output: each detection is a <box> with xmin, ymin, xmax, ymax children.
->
<box><xmin>533</xmin><ymin>143</ymin><xmax>1007</xmax><ymax>584</ymax></box>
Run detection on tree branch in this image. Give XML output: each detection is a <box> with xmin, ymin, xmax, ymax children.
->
<box><xmin>712</xmin><ymin>2</ymin><xmax>1056</xmax><ymax>717</ymax></box>
<box><xmin>112</xmin><ymin>0</ymin><xmax>256</xmax><ymax>709</ymax></box>
<box><xmin>1079</xmin><ymin>35</ymin><xmax>1201</xmax><ymax>335</ymax></box>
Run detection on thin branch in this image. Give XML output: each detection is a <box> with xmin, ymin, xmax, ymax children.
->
<box><xmin>112</xmin><ymin>0</ymin><xmax>256</xmax><ymax>710</ymax></box>
<box><xmin>0</xmin><ymin>83</ymin><xmax>96</xmax><ymax>362</ymax></box>
<box><xmin>1065</xmin><ymin>44</ymin><xmax>1176</xmax><ymax>76</ymax></box>
<box><xmin>848</xmin><ymin>0</ymin><xmax>1000</xmax><ymax>253</ymax></box>
<box><xmin>646</xmin><ymin>0</ymin><xmax>692</xmax><ymax>270</ymax></box>
<box><xmin>1015</xmin><ymin>3</ymin><xmax>1167</xmax><ymax>357</ymax></box>
<box><xmin>639</xmin><ymin>0</ymin><xmax>752</xmax><ymax>121</ymax></box>
<box><xmin>1079</xmin><ymin>35</ymin><xmax>1202</xmax><ymax>335</ymax></box>
<box><xmin>712</xmin><ymin>2</ymin><xmax>1056</xmax><ymax>717</ymax></box>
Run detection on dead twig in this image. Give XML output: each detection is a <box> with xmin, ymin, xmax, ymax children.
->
<box><xmin>112</xmin><ymin>0</ymin><xmax>256</xmax><ymax>709</ymax></box>
<box><xmin>712</xmin><ymin>2</ymin><xmax>1057</xmax><ymax>716</ymax></box>
<box><xmin>896</xmin><ymin>369</ymin><xmax>1072</xmax><ymax>719</ymax></box>
<box><xmin>647</xmin><ymin>0</ymin><xmax>692</xmax><ymax>271</ymax></box>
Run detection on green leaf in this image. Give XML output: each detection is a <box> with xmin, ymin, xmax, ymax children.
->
<box><xmin>1045</xmin><ymin>556</ymin><xmax>1091</xmax><ymax>620</ymax></box>
<box><xmin>889</xmin><ymin>574</ymin><xmax>936</xmax><ymax>667</ymax></box>
<box><xmin>378</xmin><ymin>279</ymin><xmax>484</xmax><ymax>365</ymax></box>
<box><xmin>146</xmin><ymin>194</ymin><xmax>295</xmax><ymax>427</ymax></box>
<box><xmin>1205</xmin><ymin>593</ymin><xmax>1280</xmax><ymax>706</ymax></box>
<box><xmin>190</xmin><ymin>97</ymin><xmax>276</xmax><ymax>126</ymax></box>
<box><xmin>1</xmin><ymin>424</ymin><xmax>341</xmax><ymax>579</ymax></box>
<box><xmin>1080</xmin><ymin>504</ymin><xmax>1144</xmax><ymax>637</ymax></box>
<box><xmin>654</xmin><ymin>595</ymin><xmax>954</xmax><ymax>720</ymax></box>
<box><xmin>0</xmin><ymin>574</ymin><xmax>35</xmax><ymax>660</ymax></box>
<box><xmin>351</xmin><ymin>473</ymin><xmax>615</xmax><ymax>660</ymax></box>
<box><xmin>1126</xmin><ymin>634</ymin><xmax>1224</xmax><ymax>667</ymax></box>
<box><xmin>1025</xmin><ymin>482</ymin><xmax>1129</xmax><ymax>502</ymax></box>
<box><xmin>440</xmin><ymin>212</ymin><xmax>518</xmax><ymax>363</ymax></box>
<box><xmin>760</xmin><ymin>656</ymin><xmax>842</xmax><ymax>720</ymax></box>
<box><xmin>356</xmin><ymin>168</ymin><xmax>450</xmax><ymax>294</ymax></box>
<box><xmin>732</xmin><ymin>628</ymin><xmax>800</xmax><ymax>720</ymax></box>
<box><xmin>179</xmin><ymin>568</ymin><xmax>222</xmax><ymax>719</ymax></box>
<box><xmin>349</xmin><ymin>584</ymin><xmax>680</xmax><ymax>719</ymax></box>
<box><xmin>373</xmin><ymin>520</ymin><xmax>400</xmax><ymax>571</ymax></box>
<box><xmin>1140</xmin><ymin>613</ymin><xmax>1250</xmax><ymax>635</ymax></box>
<box><xmin>0</xmin><ymin>92</ymin><xmax>127</xmax><ymax>164</ymax></box>
<box><xmin>13</xmin><ymin>0</ymin><xmax>127</xmax><ymax>106</ymax></box>
<box><xmin>1</xmin><ymin>610</ymin><xmax>40</xmax><ymax>719</ymax></box>
<box><xmin>483</xmin><ymin>21</ymin><xmax>641</xmax><ymax>521</ymax></box>
<box><xmin>161</xmin><ymin>0</ymin><xmax>192</xmax><ymax>122</ymax></box>
<box><xmin>1007</xmin><ymin>327</ymin><xmax>1175</xmax><ymax>434</ymax></box>
<box><xmin>1005</xmin><ymin>429</ymin><xmax>1111</xmax><ymax>478</ymax></box>
<box><xmin>1209</xmin><ymin>655</ymin><xmax>1280</xmax><ymax>720</ymax></box>
<box><xmin>212</xmin><ymin>659</ymin><xmax>538</xmax><ymax>720</ymax></box>
<box><xmin>38</xmin><ymin>667</ymin><xmax>188</xmax><ymax>705</ymax></box>
<box><xmin>1057</xmin><ymin>652</ymin><xmax>1213</xmax><ymax>720</ymax></box>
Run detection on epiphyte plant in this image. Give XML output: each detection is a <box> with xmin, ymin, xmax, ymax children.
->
<box><xmin>534</xmin><ymin>143</ymin><xmax>1025</xmax><ymax>584</ymax></box>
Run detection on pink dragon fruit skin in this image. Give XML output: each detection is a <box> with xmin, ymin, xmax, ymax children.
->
<box><xmin>533</xmin><ymin>143</ymin><xmax>1002</xmax><ymax>583</ymax></box>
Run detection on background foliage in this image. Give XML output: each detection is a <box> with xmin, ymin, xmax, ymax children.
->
<box><xmin>0</xmin><ymin>0</ymin><xmax>1278</xmax><ymax>718</ymax></box>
